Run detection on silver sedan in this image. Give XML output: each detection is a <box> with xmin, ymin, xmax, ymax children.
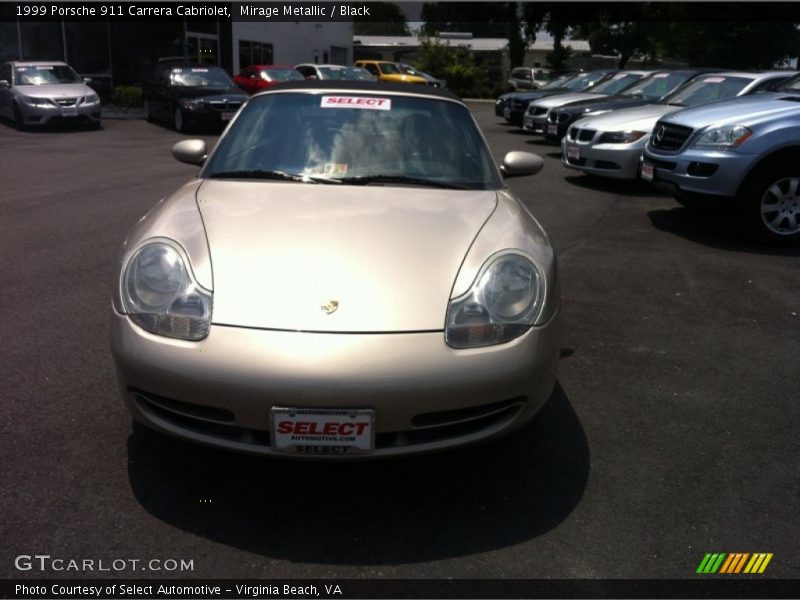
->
<box><xmin>0</xmin><ymin>61</ymin><xmax>101</xmax><ymax>129</ymax></box>
<box><xmin>110</xmin><ymin>82</ymin><xmax>561</xmax><ymax>458</ymax></box>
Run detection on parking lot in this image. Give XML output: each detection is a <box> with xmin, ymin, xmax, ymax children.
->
<box><xmin>1</xmin><ymin>103</ymin><xmax>798</xmax><ymax>580</ymax></box>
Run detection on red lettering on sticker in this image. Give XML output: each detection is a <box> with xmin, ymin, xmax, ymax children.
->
<box><xmin>277</xmin><ymin>421</ymin><xmax>293</xmax><ymax>434</ymax></box>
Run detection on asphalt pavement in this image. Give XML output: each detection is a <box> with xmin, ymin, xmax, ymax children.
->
<box><xmin>1</xmin><ymin>105</ymin><xmax>798</xmax><ymax>582</ymax></box>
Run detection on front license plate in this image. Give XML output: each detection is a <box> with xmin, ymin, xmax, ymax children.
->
<box><xmin>62</xmin><ymin>107</ymin><xmax>77</xmax><ymax>117</ymax></box>
<box><xmin>503</xmin><ymin>107</ymin><xmax>511</xmax><ymax>120</ymax></box>
<box><xmin>641</xmin><ymin>163</ymin><xmax>655</xmax><ymax>182</ymax></box>
<box><xmin>523</xmin><ymin>116</ymin><xmax>532</xmax><ymax>129</ymax></box>
<box><xmin>271</xmin><ymin>407</ymin><xmax>375</xmax><ymax>456</ymax></box>
<box><xmin>547</xmin><ymin>123</ymin><xmax>558</xmax><ymax>136</ymax></box>
<box><xmin>567</xmin><ymin>145</ymin><xmax>581</xmax><ymax>160</ymax></box>
<box><xmin>221</xmin><ymin>111</ymin><xmax>235</xmax><ymax>121</ymax></box>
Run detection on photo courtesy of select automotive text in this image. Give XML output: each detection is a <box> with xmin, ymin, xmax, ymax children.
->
<box><xmin>1</xmin><ymin>0</ymin><xmax>798</xmax><ymax>598</ymax></box>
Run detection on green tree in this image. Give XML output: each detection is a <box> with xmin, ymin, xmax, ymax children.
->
<box><xmin>354</xmin><ymin>3</ymin><xmax>410</xmax><ymax>36</ymax></box>
<box><xmin>414</xmin><ymin>37</ymin><xmax>492</xmax><ymax>98</ymax></box>
<box><xmin>420</xmin><ymin>2</ymin><xmax>520</xmax><ymax>38</ymax></box>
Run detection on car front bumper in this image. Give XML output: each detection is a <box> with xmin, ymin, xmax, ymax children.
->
<box><xmin>562</xmin><ymin>136</ymin><xmax>645</xmax><ymax>180</ymax></box>
<box><xmin>110</xmin><ymin>308</ymin><xmax>561</xmax><ymax>459</ymax></box>
<box><xmin>522</xmin><ymin>113</ymin><xmax>548</xmax><ymax>134</ymax></box>
<box><xmin>18</xmin><ymin>99</ymin><xmax>101</xmax><ymax>125</ymax></box>
<box><xmin>642</xmin><ymin>147</ymin><xmax>758</xmax><ymax>198</ymax></box>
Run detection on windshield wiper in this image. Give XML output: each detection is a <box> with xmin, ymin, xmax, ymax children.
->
<box><xmin>336</xmin><ymin>175</ymin><xmax>469</xmax><ymax>190</ymax></box>
<box><xmin>207</xmin><ymin>169</ymin><xmax>303</xmax><ymax>181</ymax></box>
<box><xmin>207</xmin><ymin>170</ymin><xmax>345</xmax><ymax>184</ymax></box>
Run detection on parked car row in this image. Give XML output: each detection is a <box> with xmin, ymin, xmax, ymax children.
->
<box><xmin>497</xmin><ymin>68</ymin><xmax>800</xmax><ymax>243</ymax></box>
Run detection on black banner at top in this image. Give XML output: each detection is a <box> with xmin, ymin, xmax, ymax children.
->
<box><xmin>3</xmin><ymin>2</ymin><xmax>800</xmax><ymax>23</ymax></box>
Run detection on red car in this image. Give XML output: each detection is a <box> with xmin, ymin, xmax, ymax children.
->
<box><xmin>233</xmin><ymin>65</ymin><xmax>304</xmax><ymax>95</ymax></box>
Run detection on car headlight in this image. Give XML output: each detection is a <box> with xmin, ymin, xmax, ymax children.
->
<box><xmin>597</xmin><ymin>130</ymin><xmax>647</xmax><ymax>144</ymax></box>
<box><xmin>691</xmin><ymin>125</ymin><xmax>752</xmax><ymax>150</ymax></box>
<box><xmin>445</xmin><ymin>252</ymin><xmax>544</xmax><ymax>349</ymax></box>
<box><xmin>22</xmin><ymin>95</ymin><xmax>51</xmax><ymax>107</ymax></box>
<box><xmin>180</xmin><ymin>98</ymin><xmax>205</xmax><ymax>111</ymax></box>
<box><xmin>121</xmin><ymin>240</ymin><xmax>212</xmax><ymax>340</ymax></box>
<box><xmin>83</xmin><ymin>93</ymin><xmax>99</xmax><ymax>104</ymax></box>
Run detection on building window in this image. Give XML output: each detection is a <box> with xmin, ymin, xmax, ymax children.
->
<box><xmin>330</xmin><ymin>46</ymin><xmax>348</xmax><ymax>65</ymax></box>
<box><xmin>238</xmin><ymin>40</ymin><xmax>274</xmax><ymax>69</ymax></box>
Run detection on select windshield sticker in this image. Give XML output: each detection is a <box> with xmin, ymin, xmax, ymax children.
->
<box><xmin>321</xmin><ymin>96</ymin><xmax>392</xmax><ymax>110</ymax></box>
<box><xmin>653</xmin><ymin>73</ymin><xmax>669</xmax><ymax>78</ymax></box>
<box><xmin>704</xmin><ymin>77</ymin><xmax>725</xmax><ymax>83</ymax></box>
<box><xmin>191</xmin><ymin>68</ymin><xmax>209</xmax><ymax>72</ymax></box>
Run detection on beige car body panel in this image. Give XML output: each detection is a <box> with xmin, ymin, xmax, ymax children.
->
<box><xmin>110</xmin><ymin>84</ymin><xmax>561</xmax><ymax>458</ymax></box>
<box><xmin>197</xmin><ymin>181</ymin><xmax>497</xmax><ymax>332</ymax></box>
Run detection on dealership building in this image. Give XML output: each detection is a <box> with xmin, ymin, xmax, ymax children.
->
<box><xmin>0</xmin><ymin>18</ymin><xmax>353</xmax><ymax>96</ymax></box>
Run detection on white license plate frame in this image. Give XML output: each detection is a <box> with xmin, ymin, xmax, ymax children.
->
<box><xmin>567</xmin><ymin>145</ymin><xmax>581</xmax><ymax>160</ymax></box>
<box><xmin>547</xmin><ymin>123</ymin><xmax>559</xmax><ymax>136</ymax></box>
<box><xmin>641</xmin><ymin>162</ymin><xmax>655</xmax><ymax>182</ymax></box>
<box><xmin>271</xmin><ymin>407</ymin><xmax>375</xmax><ymax>456</ymax></box>
<box><xmin>62</xmin><ymin>107</ymin><xmax>78</xmax><ymax>117</ymax></box>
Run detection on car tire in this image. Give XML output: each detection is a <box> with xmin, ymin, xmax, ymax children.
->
<box><xmin>12</xmin><ymin>103</ymin><xmax>26</xmax><ymax>131</ymax></box>
<box><xmin>741</xmin><ymin>160</ymin><xmax>800</xmax><ymax>244</ymax></box>
<box><xmin>173</xmin><ymin>106</ymin><xmax>185</xmax><ymax>133</ymax></box>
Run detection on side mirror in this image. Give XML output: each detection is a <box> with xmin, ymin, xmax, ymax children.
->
<box><xmin>83</xmin><ymin>77</ymin><xmax>92</xmax><ymax>84</ymax></box>
<box><xmin>0</xmin><ymin>79</ymin><xmax>9</xmax><ymax>88</ymax></box>
<box><xmin>172</xmin><ymin>139</ymin><xmax>207</xmax><ymax>166</ymax></box>
<box><xmin>500</xmin><ymin>151</ymin><xmax>544</xmax><ymax>178</ymax></box>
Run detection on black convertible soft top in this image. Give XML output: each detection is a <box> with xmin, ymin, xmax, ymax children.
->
<box><xmin>252</xmin><ymin>79</ymin><xmax>462</xmax><ymax>103</ymax></box>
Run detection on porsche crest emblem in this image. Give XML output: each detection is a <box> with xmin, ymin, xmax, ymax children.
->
<box><xmin>321</xmin><ymin>300</ymin><xmax>339</xmax><ymax>315</ymax></box>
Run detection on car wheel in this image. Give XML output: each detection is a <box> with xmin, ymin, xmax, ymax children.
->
<box><xmin>12</xmin><ymin>103</ymin><xmax>26</xmax><ymax>131</ymax></box>
<box><xmin>173</xmin><ymin>106</ymin><xmax>185</xmax><ymax>133</ymax></box>
<box><xmin>143</xmin><ymin>100</ymin><xmax>152</xmax><ymax>122</ymax></box>
<box><xmin>742</xmin><ymin>160</ymin><xmax>800</xmax><ymax>244</ymax></box>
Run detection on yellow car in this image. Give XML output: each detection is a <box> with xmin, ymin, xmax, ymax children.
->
<box><xmin>354</xmin><ymin>60</ymin><xmax>427</xmax><ymax>84</ymax></box>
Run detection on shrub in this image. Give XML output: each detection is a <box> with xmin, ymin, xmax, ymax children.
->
<box><xmin>415</xmin><ymin>37</ymin><xmax>492</xmax><ymax>98</ymax></box>
<box><xmin>111</xmin><ymin>85</ymin><xmax>142</xmax><ymax>108</ymax></box>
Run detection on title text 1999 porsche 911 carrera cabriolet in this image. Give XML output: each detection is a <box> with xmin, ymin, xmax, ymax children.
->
<box><xmin>110</xmin><ymin>81</ymin><xmax>561</xmax><ymax>458</ymax></box>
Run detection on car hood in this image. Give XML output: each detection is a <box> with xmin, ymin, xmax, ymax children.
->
<box><xmin>172</xmin><ymin>85</ymin><xmax>246</xmax><ymax>100</ymax></box>
<box><xmin>533</xmin><ymin>92</ymin><xmax>608</xmax><ymax>109</ymax></box>
<box><xmin>573</xmin><ymin>103</ymin><xmax>681</xmax><ymax>132</ymax></box>
<box><xmin>559</xmin><ymin>95</ymin><xmax>651</xmax><ymax>116</ymax></box>
<box><xmin>196</xmin><ymin>181</ymin><xmax>497</xmax><ymax>332</ymax></box>
<box><xmin>509</xmin><ymin>88</ymin><xmax>572</xmax><ymax>102</ymax></box>
<box><xmin>659</xmin><ymin>93</ymin><xmax>800</xmax><ymax>129</ymax></box>
<box><xmin>16</xmin><ymin>83</ymin><xmax>93</xmax><ymax>98</ymax></box>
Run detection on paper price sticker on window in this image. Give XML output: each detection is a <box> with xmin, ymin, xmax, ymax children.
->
<box><xmin>704</xmin><ymin>77</ymin><xmax>725</xmax><ymax>83</ymax></box>
<box><xmin>321</xmin><ymin>96</ymin><xmax>392</xmax><ymax>110</ymax></box>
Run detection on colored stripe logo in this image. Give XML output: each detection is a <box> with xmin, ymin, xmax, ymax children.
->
<box><xmin>697</xmin><ymin>553</ymin><xmax>773</xmax><ymax>574</ymax></box>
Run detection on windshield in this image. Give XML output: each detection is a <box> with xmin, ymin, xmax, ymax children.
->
<box><xmin>621</xmin><ymin>72</ymin><xmax>693</xmax><ymax>101</ymax></box>
<box><xmin>780</xmin><ymin>74</ymin><xmax>800</xmax><ymax>91</ymax></box>
<box><xmin>377</xmin><ymin>63</ymin><xmax>401</xmax><ymax>75</ymax></box>
<box><xmin>15</xmin><ymin>65</ymin><xmax>82</xmax><ymax>85</ymax></box>
<box><xmin>318</xmin><ymin>67</ymin><xmax>356</xmax><ymax>80</ymax></box>
<box><xmin>264</xmin><ymin>69</ymin><xmax>304</xmax><ymax>82</ymax></box>
<box><xmin>349</xmin><ymin>68</ymin><xmax>376</xmax><ymax>81</ymax></box>
<box><xmin>590</xmin><ymin>73</ymin><xmax>645</xmax><ymax>95</ymax></box>
<box><xmin>564</xmin><ymin>72</ymin><xmax>608</xmax><ymax>91</ymax></box>
<box><xmin>170</xmin><ymin>67</ymin><xmax>233</xmax><ymax>88</ymax></box>
<box><xmin>203</xmin><ymin>93</ymin><xmax>501</xmax><ymax>190</ymax></box>
<box><xmin>661</xmin><ymin>75</ymin><xmax>750</xmax><ymax>106</ymax></box>
<box><xmin>542</xmin><ymin>75</ymin><xmax>574</xmax><ymax>89</ymax></box>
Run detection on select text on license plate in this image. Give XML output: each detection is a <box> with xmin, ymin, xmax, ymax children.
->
<box><xmin>271</xmin><ymin>408</ymin><xmax>374</xmax><ymax>455</ymax></box>
<box><xmin>547</xmin><ymin>123</ymin><xmax>558</xmax><ymax>136</ymax></box>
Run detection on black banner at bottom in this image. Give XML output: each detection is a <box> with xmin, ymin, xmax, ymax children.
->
<box><xmin>3</xmin><ymin>579</ymin><xmax>800</xmax><ymax>599</ymax></box>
